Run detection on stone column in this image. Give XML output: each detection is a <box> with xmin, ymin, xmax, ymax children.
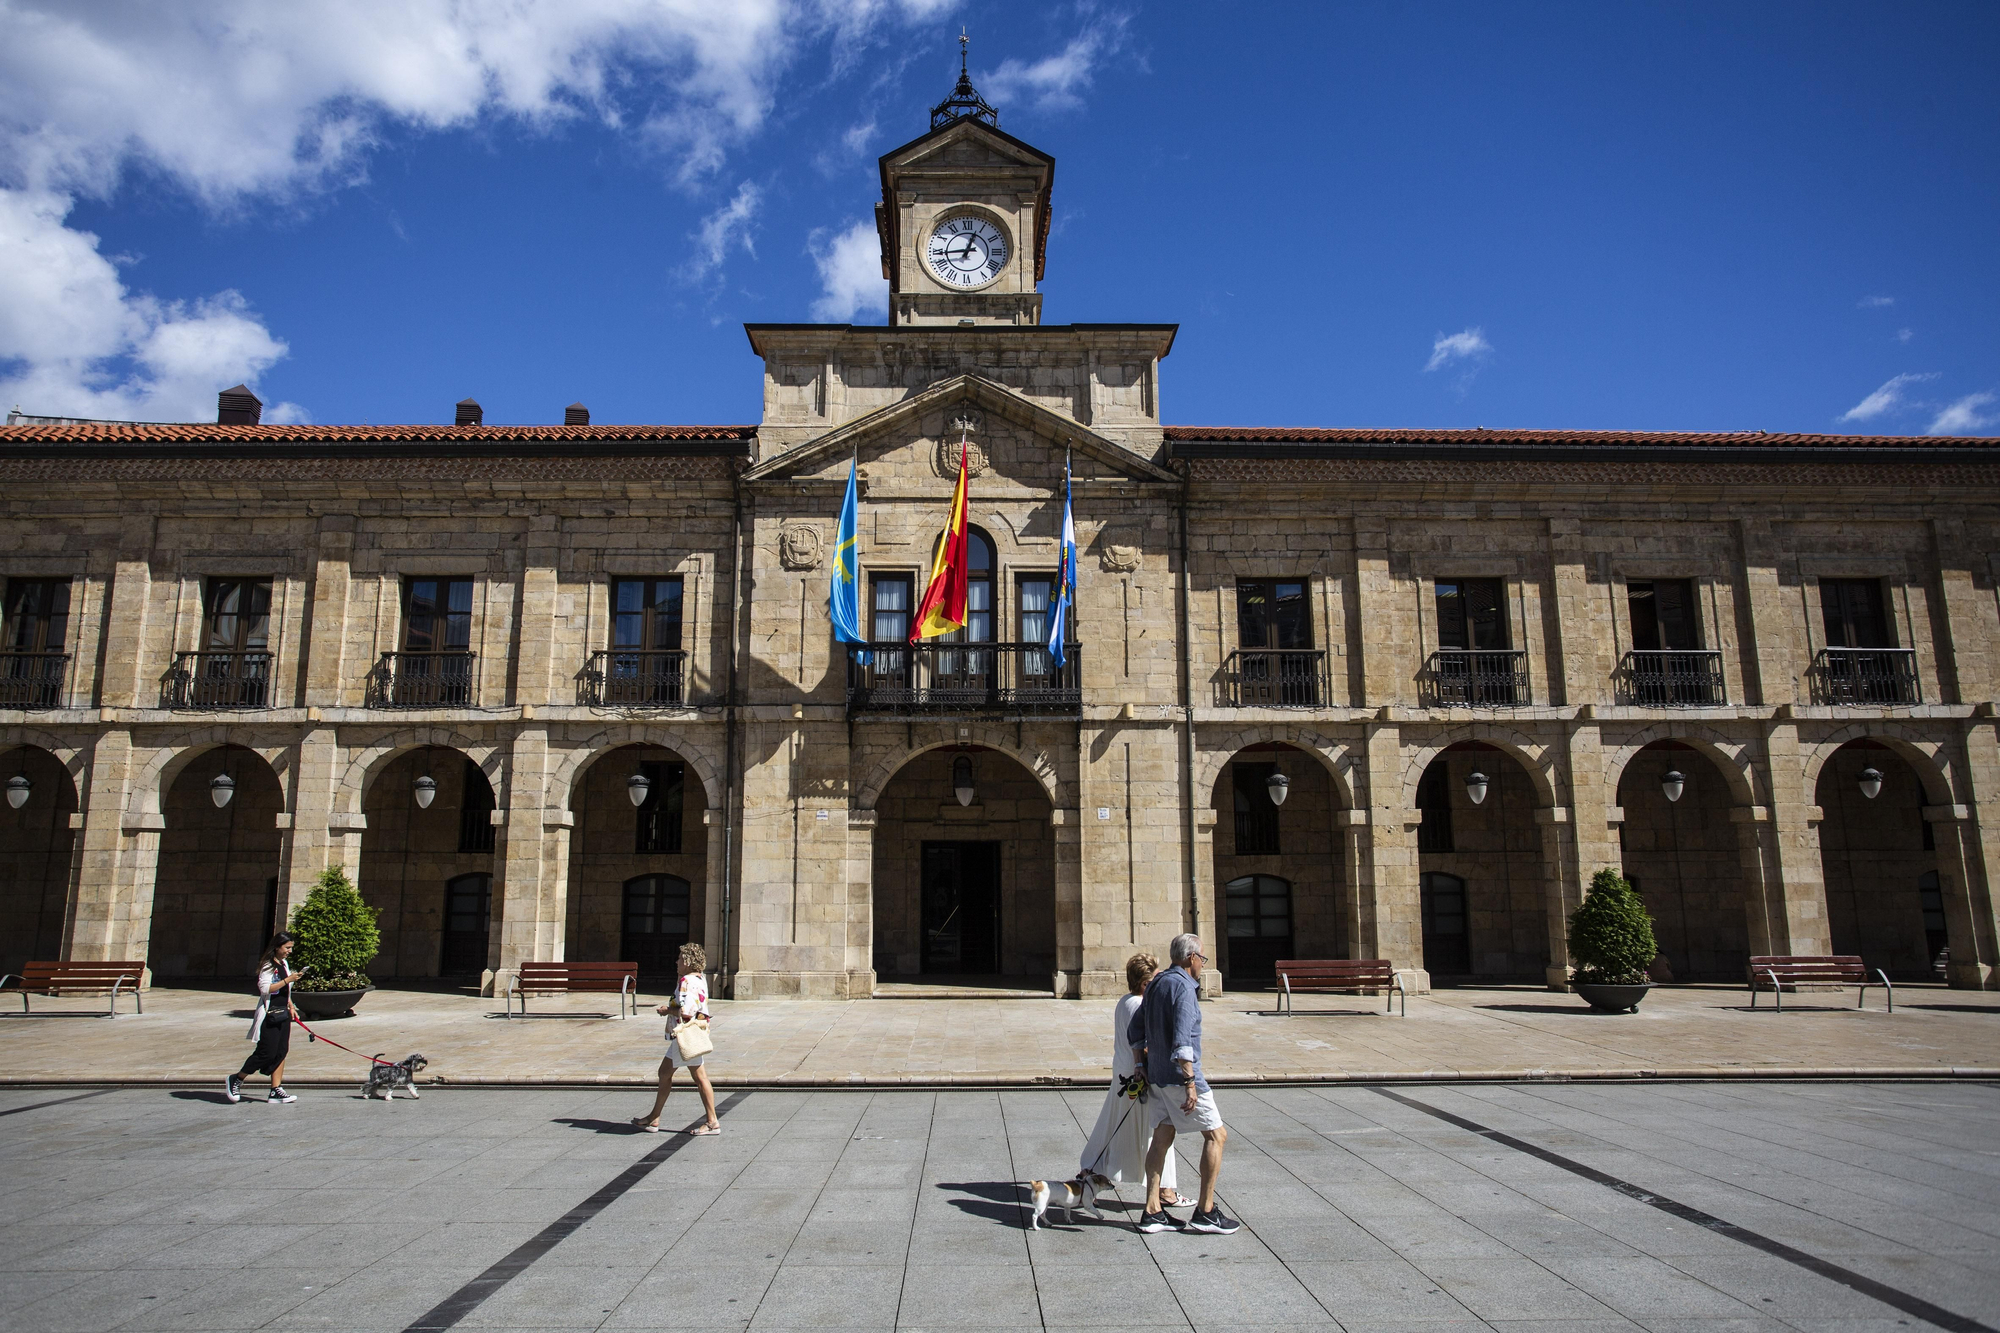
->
<box><xmin>493</xmin><ymin>726</ymin><xmax>564</xmax><ymax>987</ymax></box>
<box><xmin>302</xmin><ymin>517</ymin><xmax>354</xmax><ymax>710</ymax></box>
<box><xmin>98</xmin><ymin>520</ymin><xmax>154</xmax><ymax>710</ymax></box>
<box><xmin>1053</xmin><ymin>806</ymin><xmax>1085</xmax><ymax>997</ymax></box>
<box><xmin>1735</xmin><ymin>519</ymin><xmax>1800</xmax><ymax>707</ymax></box>
<box><xmin>1190</xmin><ymin>804</ymin><xmax>1219</xmax><ymax>998</ymax></box>
<box><xmin>276</xmin><ymin>728</ymin><xmax>344</xmax><ymax>916</ymax></box>
<box><xmin>1536</xmin><ymin>806</ymin><xmax>1577</xmax><ymax>988</ymax></box>
<box><xmin>1728</xmin><ymin>805</ymin><xmax>1783</xmax><ymax>957</ymax></box>
<box><xmin>513</xmin><ymin>516</ymin><xmax>560</xmax><ymax>709</ymax></box>
<box><xmin>1764</xmin><ymin>718</ymin><xmax>1831</xmax><ymax>954</ymax></box>
<box><xmin>842</xmin><ymin>808</ymin><xmax>875</xmax><ymax>1000</ymax></box>
<box><xmin>1360</xmin><ymin>715</ymin><xmax>1424</xmax><ymax>987</ymax></box>
<box><xmin>74</xmin><ymin>730</ymin><xmax>145</xmax><ymax>965</ymax></box>
<box><xmin>1941</xmin><ymin>721</ymin><xmax>2000</xmax><ymax>988</ymax></box>
<box><xmin>1560</xmin><ymin>723</ymin><xmax>1618</xmax><ymax>986</ymax></box>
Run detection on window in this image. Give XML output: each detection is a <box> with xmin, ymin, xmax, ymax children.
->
<box><xmin>1821</xmin><ymin>578</ymin><xmax>1892</xmax><ymax>648</ymax></box>
<box><xmin>403</xmin><ymin>578</ymin><xmax>474</xmax><ymax>652</ymax></box>
<box><xmin>612</xmin><ymin>578</ymin><xmax>682</xmax><ymax>652</ymax></box>
<box><xmin>3</xmin><ymin>577</ymin><xmax>69</xmax><ymax>653</ymax></box>
<box><xmin>1435</xmin><ymin>578</ymin><xmax>1508</xmax><ymax>649</ymax></box>
<box><xmin>1237</xmin><ymin>580</ymin><xmax>1312</xmax><ymax>650</ymax></box>
<box><xmin>635</xmin><ymin>759</ymin><xmax>685</xmax><ymax>855</ymax></box>
<box><xmin>204</xmin><ymin>578</ymin><xmax>272</xmax><ymax>654</ymax></box>
<box><xmin>1417</xmin><ymin>761</ymin><xmax>1454</xmax><ymax>853</ymax></box>
<box><xmin>870</xmin><ymin>574</ymin><xmax>912</xmax><ymax>643</ymax></box>
<box><xmin>622</xmin><ymin>874</ymin><xmax>692</xmax><ymax>981</ymax></box>
<box><xmin>1232</xmin><ymin>762</ymin><xmax>1281</xmax><ymax>856</ymax></box>
<box><xmin>1627</xmin><ymin>579</ymin><xmax>1698</xmax><ymax>651</ymax></box>
<box><xmin>458</xmin><ymin>760</ymin><xmax>496</xmax><ymax>853</ymax></box>
<box><xmin>1018</xmin><ymin>575</ymin><xmax>1069</xmax><ymax>682</ymax></box>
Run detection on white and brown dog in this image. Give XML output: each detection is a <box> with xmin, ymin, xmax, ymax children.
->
<box><xmin>1028</xmin><ymin>1172</ymin><xmax>1113</xmax><ymax>1229</ymax></box>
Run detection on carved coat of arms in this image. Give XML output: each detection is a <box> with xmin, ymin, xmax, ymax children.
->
<box><xmin>779</xmin><ymin>524</ymin><xmax>824</xmax><ymax>570</ymax></box>
<box><xmin>936</xmin><ymin>407</ymin><xmax>989</xmax><ymax>477</ymax></box>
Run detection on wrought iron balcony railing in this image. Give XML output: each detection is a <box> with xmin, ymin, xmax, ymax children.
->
<box><xmin>1616</xmin><ymin>649</ymin><xmax>1725</xmax><ymax>708</ymax></box>
<box><xmin>1809</xmin><ymin>647</ymin><xmax>1920</xmax><ymax>706</ymax></box>
<box><xmin>163</xmin><ymin>651</ymin><xmax>273</xmax><ymax>709</ymax></box>
<box><xmin>0</xmin><ymin>651</ymin><xmax>67</xmax><ymax>708</ymax></box>
<box><xmin>1221</xmin><ymin>649</ymin><xmax>1327</xmax><ymax>708</ymax></box>
<box><xmin>368</xmin><ymin>651</ymin><xmax>478</xmax><ymax>708</ymax></box>
<box><xmin>1423</xmin><ymin>649</ymin><xmax>1530</xmax><ymax>708</ymax></box>
<box><xmin>846</xmin><ymin>641</ymin><xmax>1081</xmax><ymax>714</ymax></box>
<box><xmin>578</xmin><ymin>650</ymin><xmax>687</xmax><ymax>708</ymax></box>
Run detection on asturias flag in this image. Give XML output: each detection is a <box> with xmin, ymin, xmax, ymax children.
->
<box><xmin>1047</xmin><ymin>457</ymin><xmax>1076</xmax><ymax>666</ymax></box>
<box><xmin>829</xmin><ymin>458</ymin><xmax>865</xmax><ymax>653</ymax></box>
<box><xmin>911</xmin><ymin>442</ymin><xmax>971</xmax><ymax>641</ymax></box>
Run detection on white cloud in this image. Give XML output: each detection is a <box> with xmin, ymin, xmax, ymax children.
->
<box><xmin>1839</xmin><ymin>371</ymin><xmax>1938</xmax><ymax>423</ymax></box>
<box><xmin>1858</xmin><ymin>295</ymin><xmax>1896</xmax><ymax>308</ymax></box>
<box><xmin>0</xmin><ymin>189</ymin><xmax>299</xmax><ymax>421</ymax></box>
<box><xmin>1425</xmin><ymin>327</ymin><xmax>1493</xmax><ymax>373</ymax></box>
<box><xmin>1929</xmin><ymin>392</ymin><xmax>1998</xmax><ymax>436</ymax></box>
<box><xmin>1896</xmin><ymin>328</ymin><xmax>1915</xmax><ymax>343</ymax></box>
<box><xmin>984</xmin><ymin>14</ymin><xmax>1132</xmax><ymax>114</ymax></box>
<box><xmin>684</xmin><ymin>181</ymin><xmax>763</xmax><ymax>281</ymax></box>
<box><xmin>809</xmin><ymin>219</ymin><xmax>887</xmax><ymax>322</ymax></box>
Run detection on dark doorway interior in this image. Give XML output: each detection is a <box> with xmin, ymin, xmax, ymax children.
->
<box><xmin>439</xmin><ymin>872</ymin><xmax>491</xmax><ymax>976</ymax></box>
<box><xmin>1421</xmin><ymin>870</ymin><xmax>1472</xmax><ymax>976</ymax></box>
<box><xmin>622</xmin><ymin>872</ymin><xmax>691</xmax><ymax>985</ymax></box>
<box><xmin>920</xmin><ymin>841</ymin><xmax>1001</xmax><ymax>974</ymax></box>
<box><xmin>1223</xmin><ymin>873</ymin><xmax>1294</xmax><ymax>980</ymax></box>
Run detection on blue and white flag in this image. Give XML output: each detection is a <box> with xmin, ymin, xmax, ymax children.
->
<box><xmin>1047</xmin><ymin>456</ymin><xmax>1076</xmax><ymax>666</ymax></box>
<box><xmin>830</xmin><ymin>458</ymin><xmax>866</xmax><ymax>660</ymax></box>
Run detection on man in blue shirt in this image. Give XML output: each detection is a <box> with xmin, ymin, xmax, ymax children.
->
<box><xmin>1125</xmin><ymin>932</ymin><xmax>1239</xmax><ymax>1234</ymax></box>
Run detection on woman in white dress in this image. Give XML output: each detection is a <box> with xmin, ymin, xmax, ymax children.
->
<box><xmin>631</xmin><ymin>943</ymin><xmax>720</xmax><ymax>1135</ymax></box>
<box><xmin>1077</xmin><ymin>952</ymin><xmax>1179</xmax><ymax>1203</ymax></box>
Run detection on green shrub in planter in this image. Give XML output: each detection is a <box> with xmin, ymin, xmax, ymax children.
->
<box><xmin>288</xmin><ymin>866</ymin><xmax>381</xmax><ymax>991</ymax></box>
<box><xmin>1567</xmin><ymin>868</ymin><xmax>1658</xmax><ymax>986</ymax></box>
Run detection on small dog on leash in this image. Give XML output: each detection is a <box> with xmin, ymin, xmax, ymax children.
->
<box><xmin>1028</xmin><ymin>1172</ymin><xmax>1113</xmax><ymax>1228</ymax></box>
<box><xmin>360</xmin><ymin>1053</ymin><xmax>428</xmax><ymax>1101</ymax></box>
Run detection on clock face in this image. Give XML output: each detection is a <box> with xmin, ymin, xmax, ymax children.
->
<box><xmin>926</xmin><ymin>215</ymin><xmax>1009</xmax><ymax>288</ymax></box>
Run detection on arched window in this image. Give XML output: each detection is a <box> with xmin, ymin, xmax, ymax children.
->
<box><xmin>622</xmin><ymin>873</ymin><xmax>692</xmax><ymax>982</ymax></box>
<box><xmin>931</xmin><ymin>525</ymin><xmax>994</xmax><ymax>643</ymax></box>
<box><xmin>1223</xmin><ymin>873</ymin><xmax>1293</xmax><ymax>979</ymax></box>
<box><xmin>439</xmin><ymin>872</ymin><xmax>492</xmax><ymax>976</ymax></box>
<box><xmin>1420</xmin><ymin>871</ymin><xmax>1470</xmax><ymax>975</ymax></box>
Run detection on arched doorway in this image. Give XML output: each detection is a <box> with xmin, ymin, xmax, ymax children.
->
<box><xmin>360</xmin><ymin>748</ymin><xmax>498</xmax><ymax>979</ymax></box>
<box><xmin>872</xmin><ymin>746</ymin><xmax>1054</xmax><ymax>985</ymax></box>
<box><xmin>1414</xmin><ymin>743</ymin><xmax>1550</xmax><ymax>982</ymax></box>
<box><xmin>1816</xmin><ymin>741</ymin><xmax>1942</xmax><ymax>979</ymax></box>
<box><xmin>566</xmin><ymin>743</ymin><xmax>709</xmax><ymax>989</ymax></box>
<box><xmin>0</xmin><ymin>745</ymin><xmax>77</xmax><ymax>975</ymax></box>
<box><xmin>150</xmin><ymin>745</ymin><xmax>284</xmax><ymax>980</ymax></box>
<box><xmin>1209</xmin><ymin>744</ymin><xmax>1344</xmax><ymax>982</ymax></box>
<box><xmin>1615</xmin><ymin>743</ymin><xmax>1750</xmax><ymax>981</ymax></box>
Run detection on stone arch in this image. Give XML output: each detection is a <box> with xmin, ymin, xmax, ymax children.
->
<box><xmin>336</xmin><ymin>728</ymin><xmax>505</xmax><ymax>817</ymax></box>
<box><xmin>1192</xmin><ymin>725</ymin><xmax>1359</xmax><ymax>810</ymax></box>
<box><xmin>547</xmin><ymin>725</ymin><xmax>726</xmax><ymax>813</ymax></box>
<box><xmin>1601</xmin><ymin>724</ymin><xmax>1761</xmax><ymax>808</ymax></box>
<box><xmin>855</xmin><ymin>725</ymin><xmax>1063</xmax><ymax>812</ymax></box>
<box><xmin>1802</xmin><ymin>725</ymin><xmax>1957</xmax><ymax>806</ymax></box>
<box><xmin>1398</xmin><ymin>724</ymin><xmax>1561</xmax><ymax>809</ymax></box>
<box><xmin>0</xmin><ymin>727</ymin><xmax>89</xmax><ymax>792</ymax></box>
<box><xmin>129</xmin><ymin>732</ymin><xmax>293</xmax><ymax>822</ymax></box>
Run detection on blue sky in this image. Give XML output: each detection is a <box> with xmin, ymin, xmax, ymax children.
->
<box><xmin>3</xmin><ymin>1</ymin><xmax>1996</xmax><ymax>435</ymax></box>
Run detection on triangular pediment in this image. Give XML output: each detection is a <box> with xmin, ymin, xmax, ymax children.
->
<box><xmin>743</xmin><ymin>374</ymin><xmax>1176</xmax><ymax>488</ymax></box>
<box><xmin>879</xmin><ymin>117</ymin><xmax>1052</xmax><ymax>178</ymax></box>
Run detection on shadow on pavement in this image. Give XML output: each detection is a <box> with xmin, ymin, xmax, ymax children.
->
<box><xmin>555</xmin><ymin>1116</ymin><xmax>650</xmax><ymax>1135</ymax></box>
<box><xmin>936</xmin><ymin>1180</ymin><xmax>1028</xmax><ymax>1226</ymax></box>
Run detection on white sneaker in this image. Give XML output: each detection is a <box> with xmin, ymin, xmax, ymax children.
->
<box><xmin>224</xmin><ymin>1075</ymin><xmax>241</xmax><ymax>1104</ymax></box>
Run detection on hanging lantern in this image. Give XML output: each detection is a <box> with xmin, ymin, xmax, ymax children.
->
<box><xmin>413</xmin><ymin>775</ymin><xmax>438</xmax><ymax>809</ymax></box>
<box><xmin>1465</xmin><ymin>770</ymin><xmax>1489</xmax><ymax>805</ymax></box>
<box><xmin>628</xmin><ymin>772</ymin><xmax>652</xmax><ymax>808</ymax></box>
<box><xmin>209</xmin><ymin>772</ymin><xmax>236</xmax><ymax>809</ymax></box>
<box><xmin>1858</xmin><ymin>766</ymin><xmax>1884</xmax><ymax>800</ymax></box>
<box><xmin>1266</xmin><ymin>771</ymin><xmax>1290</xmax><ymax>807</ymax></box>
<box><xmin>5</xmin><ymin>774</ymin><xmax>29</xmax><ymax>810</ymax></box>
<box><xmin>1661</xmin><ymin>769</ymin><xmax>1685</xmax><ymax>803</ymax></box>
<box><xmin>952</xmin><ymin>754</ymin><xmax>976</xmax><ymax>807</ymax></box>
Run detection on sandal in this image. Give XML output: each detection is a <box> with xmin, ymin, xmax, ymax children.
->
<box><xmin>689</xmin><ymin>1123</ymin><xmax>722</xmax><ymax>1136</ymax></box>
<box><xmin>631</xmin><ymin>1116</ymin><xmax>661</xmax><ymax>1133</ymax></box>
<box><xmin>1159</xmin><ymin>1191</ymin><xmax>1182</xmax><ymax>1206</ymax></box>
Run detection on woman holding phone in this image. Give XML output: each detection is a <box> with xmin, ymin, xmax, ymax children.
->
<box><xmin>227</xmin><ymin>932</ymin><xmax>300</xmax><ymax>1104</ymax></box>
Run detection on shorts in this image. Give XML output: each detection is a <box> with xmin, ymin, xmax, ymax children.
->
<box><xmin>1147</xmin><ymin>1084</ymin><xmax>1223</xmax><ymax>1134</ymax></box>
<box><xmin>665</xmin><ymin>1039</ymin><xmax>706</xmax><ymax>1069</ymax></box>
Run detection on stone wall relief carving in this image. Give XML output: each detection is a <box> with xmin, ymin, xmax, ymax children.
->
<box><xmin>778</xmin><ymin>524</ymin><xmax>825</xmax><ymax>571</ymax></box>
<box><xmin>936</xmin><ymin>407</ymin><xmax>990</xmax><ymax>478</ymax></box>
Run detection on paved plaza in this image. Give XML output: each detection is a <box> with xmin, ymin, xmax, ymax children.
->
<box><xmin>1</xmin><ymin>1080</ymin><xmax>1997</xmax><ymax>1332</ymax></box>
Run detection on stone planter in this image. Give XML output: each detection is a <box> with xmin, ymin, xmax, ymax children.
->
<box><xmin>293</xmin><ymin>987</ymin><xmax>372</xmax><ymax>1019</ymax></box>
<box><xmin>1574</xmin><ymin>981</ymin><xmax>1649</xmax><ymax>1013</ymax></box>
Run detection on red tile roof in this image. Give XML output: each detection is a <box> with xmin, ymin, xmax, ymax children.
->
<box><xmin>0</xmin><ymin>423</ymin><xmax>755</xmax><ymax>443</ymax></box>
<box><xmin>1164</xmin><ymin>426</ymin><xmax>1999</xmax><ymax>447</ymax></box>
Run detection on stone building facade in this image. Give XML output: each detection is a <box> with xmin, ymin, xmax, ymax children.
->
<box><xmin>5</xmin><ymin>88</ymin><xmax>2000</xmax><ymax>997</ymax></box>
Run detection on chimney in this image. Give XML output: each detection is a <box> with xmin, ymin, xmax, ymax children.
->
<box><xmin>564</xmin><ymin>402</ymin><xmax>590</xmax><ymax>426</ymax></box>
<box><xmin>217</xmin><ymin>384</ymin><xmax>263</xmax><ymax>425</ymax></box>
<box><xmin>455</xmin><ymin>398</ymin><xmax>483</xmax><ymax>426</ymax></box>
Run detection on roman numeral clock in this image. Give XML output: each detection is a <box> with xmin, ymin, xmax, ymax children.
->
<box><xmin>926</xmin><ymin>214</ymin><xmax>1010</xmax><ymax>288</ymax></box>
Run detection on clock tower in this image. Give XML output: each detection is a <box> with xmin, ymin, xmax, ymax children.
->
<box><xmin>874</xmin><ymin>40</ymin><xmax>1053</xmax><ymax>327</ymax></box>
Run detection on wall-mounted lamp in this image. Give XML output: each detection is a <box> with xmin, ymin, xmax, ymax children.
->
<box><xmin>1858</xmin><ymin>766</ymin><xmax>1884</xmax><ymax>801</ymax></box>
<box><xmin>5</xmin><ymin>773</ymin><xmax>29</xmax><ymax>810</ymax></box>
<box><xmin>628</xmin><ymin>772</ymin><xmax>653</xmax><ymax>808</ymax></box>
<box><xmin>1266</xmin><ymin>771</ymin><xmax>1290</xmax><ymax>807</ymax></box>
<box><xmin>413</xmin><ymin>775</ymin><xmax>437</xmax><ymax>809</ymax></box>
<box><xmin>1465</xmin><ymin>770</ymin><xmax>1489</xmax><ymax>805</ymax></box>
<box><xmin>1661</xmin><ymin>769</ymin><xmax>1685</xmax><ymax>803</ymax></box>
<box><xmin>210</xmin><ymin>772</ymin><xmax>236</xmax><ymax>809</ymax></box>
<box><xmin>952</xmin><ymin>754</ymin><xmax>976</xmax><ymax>807</ymax></box>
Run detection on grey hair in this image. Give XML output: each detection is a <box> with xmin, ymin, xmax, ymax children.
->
<box><xmin>1169</xmin><ymin>933</ymin><xmax>1201</xmax><ymax>966</ymax></box>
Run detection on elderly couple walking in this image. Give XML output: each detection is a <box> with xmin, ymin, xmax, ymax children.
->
<box><xmin>1076</xmin><ymin>933</ymin><xmax>1241</xmax><ymax>1235</ymax></box>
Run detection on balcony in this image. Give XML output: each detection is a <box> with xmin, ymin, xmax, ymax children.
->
<box><xmin>163</xmin><ymin>651</ymin><xmax>272</xmax><ymax>709</ymax></box>
<box><xmin>1423</xmin><ymin>649</ymin><xmax>1530</xmax><ymax>708</ymax></box>
<box><xmin>1221</xmin><ymin>649</ymin><xmax>1326</xmax><ymax>708</ymax></box>
<box><xmin>368</xmin><ymin>651</ymin><xmax>478</xmax><ymax>709</ymax></box>
<box><xmin>578</xmin><ymin>650</ymin><xmax>687</xmax><ymax>708</ymax></box>
<box><xmin>846</xmin><ymin>642</ymin><xmax>1081</xmax><ymax>714</ymax></box>
<box><xmin>1809</xmin><ymin>647</ymin><xmax>1920</xmax><ymax>706</ymax></box>
<box><xmin>1616</xmin><ymin>650</ymin><xmax>1725</xmax><ymax>708</ymax></box>
<box><xmin>0</xmin><ymin>652</ymin><xmax>67</xmax><ymax>708</ymax></box>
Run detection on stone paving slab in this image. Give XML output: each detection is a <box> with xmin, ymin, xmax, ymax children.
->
<box><xmin>2</xmin><ymin>982</ymin><xmax>1997</xmax><ymax>1087</ymax></box>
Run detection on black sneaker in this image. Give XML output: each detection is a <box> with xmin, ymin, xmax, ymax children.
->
<box><xmin>1184</xmin><ymin>1206</ymin><xmax>1241</xmax><ymax>1235</ymax></box>
<box><xmin>224</xmin><ymin>1075</ymin><xmax>240</xmax><ymax>1104</ymax></box>
<box><xmin>1134</xmin><ymin>1210</ymin><xmax>1180</xmax><ymax>1233</ymax></box>
<box><xmin>266</xmin><ymin>1088</ymin><xmax>297</xmax><ymax>1104</ymax></box>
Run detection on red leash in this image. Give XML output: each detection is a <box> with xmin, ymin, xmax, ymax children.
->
<box><xmin>292</xmin><ymin>1014</ymin><xmax>394</xmax><ymax>1066</ymax></box>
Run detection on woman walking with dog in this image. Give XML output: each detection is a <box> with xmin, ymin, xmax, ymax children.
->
<box><xmin>631</xmin><ymin>943</ymin><xmax>720</xmax><ymax>1135</ymax></box>
<box><xmin>226</xmin><ymin>932</ymin><xmax>300</xmax><ymax>1104</ymax></box>
<box><xmin>1075</xmin><ymin>952</ymin><xmax>1178</xmax><ymax>1203</ymax></box>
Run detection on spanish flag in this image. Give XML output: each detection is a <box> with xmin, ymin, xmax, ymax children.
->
<box><xmin>910</xmin><ymin>442</ymin><xmax>971</xmax><ymax>641</ymax></box>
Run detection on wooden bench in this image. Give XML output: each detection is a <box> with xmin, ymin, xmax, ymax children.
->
<box><xmin>0</xmin><ymin>961</ymin><xmax>145</xmax><ymax>1016</ymax></box>
<box><xmin>1275</xmin><ymin>959</ymin><xmax>1407</xmax><ymax>1017</ymax></box>
<box><xmin>1748</xmin><ymin>955</ymin><xmax>1892</xmax><ymax>1012</ymax></box>
<box><xmin>504</xmin><ymin>961</ymin><xmax>638</xmax><ymax>1019</ymax></box>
